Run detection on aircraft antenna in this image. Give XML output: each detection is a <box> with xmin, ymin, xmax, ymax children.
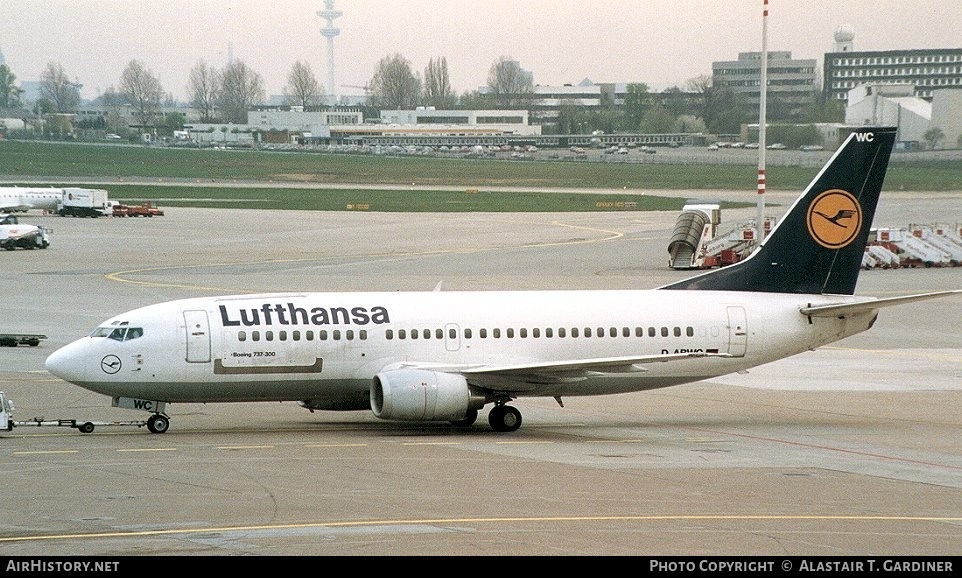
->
<box><xmin>756</xmin><ymin>0</ymin><xmax>769</xmax><ymax>243</ymax></box>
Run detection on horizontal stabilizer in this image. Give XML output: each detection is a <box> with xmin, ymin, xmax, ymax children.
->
<box><xmin>800</xmin><ymin>290</ymin><xmax>962</xmax><ymax>318</ymax></box>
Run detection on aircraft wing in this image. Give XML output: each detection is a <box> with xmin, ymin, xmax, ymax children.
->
<box><xmin>393</xmin><ymin>351</ymin><xmax>732</xmax><ymax>385</ymax></box>
<box><xmin>800</xmin><ymin>290</ymin><xmax>962</xmax><ymax>318</ymax></box>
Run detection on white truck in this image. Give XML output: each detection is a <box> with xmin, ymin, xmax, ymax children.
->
<box><xmin>57</xmin><ymin>187</ymin><xmax>112</xmax><ymax>217</ymax></box>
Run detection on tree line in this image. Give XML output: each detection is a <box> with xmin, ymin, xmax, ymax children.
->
<box><xmin>0</xmin><ymin>53</ymin><xmax>846</xmax><ymax>139</ymax></box>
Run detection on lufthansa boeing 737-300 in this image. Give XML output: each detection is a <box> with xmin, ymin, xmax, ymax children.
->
<box><xmin>44</xmin><ymin>127</ymin><xmax>961</xmax><ymax>433</ymax></box>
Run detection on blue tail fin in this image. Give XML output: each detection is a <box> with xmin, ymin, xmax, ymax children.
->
<box><xmin>661</xmin><ymin>127</ymin><xmax>897</xmax><ymax>295</ymax></box>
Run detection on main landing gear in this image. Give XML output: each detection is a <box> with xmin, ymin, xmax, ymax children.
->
<box><xmin>487</xmin><ymin>404</ymin><xmax>522</xmax><ymax>432</ymax></box>
<box><xmin>448</xmin><ymin>404</ymin><xmax>523</xmax><ymax>432</ymax></box>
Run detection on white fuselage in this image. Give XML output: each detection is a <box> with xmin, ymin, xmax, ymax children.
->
<box><xmin>0</xmin><ymin>187</ymin><xmax>63</xmax><ymax>212</ymax></box>
<box><xmin>44</xmin><ymin>289</ymin><xmax>877</xmax><ymax>410</ymax></box>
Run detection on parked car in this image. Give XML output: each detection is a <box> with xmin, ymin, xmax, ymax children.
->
<box><xmin>766</xmin><ymin>143</ymin><xmax>787</xmax><ymax>150</ymax></box>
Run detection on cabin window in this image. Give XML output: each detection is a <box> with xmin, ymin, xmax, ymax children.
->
<box><xmin>448</xmin><ymin>328</ymin><xmax>456</xmax><ymax>339</ymax></box>
<box><xmin>598</xmin><ymin>327</ymin><xmax>605</xmax><ymax>337</ymax></box>
<box><xmin>584</xmin><ymin>327</ymin><xmax>592</xmax><ymax>337</ymax></box>
<box><xmin>319</xmin><ymin>330</ymin><xmax>328</xmax><ymax>340</ymax></box>
<box><xmin>519</xmin><ymin>328</ymin><xmax>528</xmax><ymax>338</ymax></box>
<box><xmin>635</xmin><ymin>327</ymin><xmax>643</xmax><ymax>337</ymax></box>
<box><xmin>238</xmin><ymin>331</ymin><xmax>247</xmax><ymax>342</ymax></box>
<box><xmin>545</xmin><ymin>327</ymin><xmax>553</xmax><ymax>338</ymax></box>
<box><xmin>610</xmin><ymin>327</ymin><xmax>618</xmax><ymax>338</ymax></box>
<box><xmin>252</xmin><ymin>331</ymin><xmax>261</xmax><ymax>342</ymax></box>
<box><xmin>386</xmin><ymin>329</ymin><xmax>394</xmax><ymax>339</ymax></box>
<box><xmin>265</xmin><ymin>331</ymin><xmax>274</xmax><ymax>341</ymax></box>
<box><xmin>686</xmin><ymin>327</ymin><xmax>694</xmax><ymax>337</ymax></box>
<box><xmin>306</xmin><ymin>330</ymin><xmax>314</xmax><ymax>341</ymax></box>
<box><xmin>436</xmin><ymin>328</ymin><xmax>444</xmax><ymax>339</ymax></box>
<box><xmin>399</xmin><ymin>329</ymin><xmax>407</xmax><ymax>339</ymax></box>
<box><xmin>507</xmin><ymin>328</ymin><xmax>515</xmax><ymax>338</ymax></box>
<box><xmin>346</xmin><ymin>330</ymin><xmax>354</xmax><ymax>340</ymax></box>
<box><xmin>661</xmin><ymin>327</ymin><xmax>669</xmax><ymax>337</ymax></box>
<box><xmin>464</xmin><ymin>328</ymin><xmax>472</xmax><ymax>339</ymax></box>
<box><xmin>360</xmin><ymin>330</ymin><xmax>368</xmax><ymax>340</ymax></box>
<box><xmin>493</xmin><ymin>328</ymin><xmax>501</xmax><ymax>338</ymax></box>
<box><xmin>558</xmin><ymin>328</ymin><xmax>566</xmax><ymax>338</ymax></box>
<box><xmin>279</xmin><ymin>330</ymin><xmax>287</xmax><ymax>341</ymax></box>
<box><xmin>411</xmin><ymin>329</ymin><xmax>418</xmax><ymax>340</ymax></box>
<box><xmin>571</xmin><ymin>327</ymin><xmax>580</xmax><ymax>338</ymax></box>
<box><xmin>531</xmin><ymin>328</ymin><xmax>539</xmax><ymax>338</ymax></box>
<box><xmin>423</xmin><ymin>329</ymin><xmax>431</xmax><ymax>339</ymax></box>
<box><xmin>292</xmin><ymin>330</ymin><xmax>300</xmax><ymax>341</ymax></box>
<box><xmin>479</xmin><ymin>328</ymin><xmax>487</xmax><ymax>338</ymax></box>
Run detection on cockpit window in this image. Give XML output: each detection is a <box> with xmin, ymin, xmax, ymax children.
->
<box><xmin>91</xmin><ymin>325</ymin><xmax>143</xmax><ymax>341</ymax></box>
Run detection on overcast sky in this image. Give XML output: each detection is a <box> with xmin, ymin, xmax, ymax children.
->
<box><xmin>1</xmin><ymin>0</ymin><xmax>957</xmax><ymax>101</ymax></box>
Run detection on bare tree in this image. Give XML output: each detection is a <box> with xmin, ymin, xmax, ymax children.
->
<box><xmin>0</xmin><ymin>64</ymin><xmax>25</xmax><ymax>108</ymax></box>
<box><xmin>39</xmin><ymin>62</ymin><xmax>81</xmax><ymax>112</ymax></box>
<box><xmin>486</xmin><ymin>56</ymin><xmax>533</xmax><ymax>108</ymax></box>
<box><xmin>187</xmin><ymin>59</ymin><xmax>222</xmax><ymax>122</ymax></box>
<box><xmin>218</xmin><ymin>59</ymin><xmax>265</xmax><ymax>124</ymax></box>
<box><xmin>284</xmin><ymin>60</ymin><xmax>322</xmax><ymax>108</ymax></box>
<box><xmin>99</xmin><ymin>86</ymin><xmax>128</xmax><ymax>135</ymax></box>
<box><xmin>369</xmin><ymin>53</ymin><xmax>421</xmax><ymax>110</ymax></box>
<box><xmin>623</xmin><ymin>82</ymin><xmax>651</xmax><ymax>130</ymax></box>
<box><xmin>120</xmin><ymin>60</ymin><xmax>164</xmax><ymax>132</ymax></box>
<box><xmin>423</xmin><ymin>57</ymin><xmax>456</xmax><ymax>109</ymax></box>
<box><xmin>685</xmin><ymin>74</ymin><xmax>713</xmax><ymax>123</ymax></box>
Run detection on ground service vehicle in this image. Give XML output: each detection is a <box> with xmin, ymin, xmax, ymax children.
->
<box><xmin>0</xmin><ymin>391</ymin><xmax>145</xmax><ymax>434</ymax></box>
<box><xmin>57</xmin><ymin>187</ymin><xmax>112</xmax><ymax>217</ymax></box>
<box><xmin>0</xmin><ymin>214</ymin><xmax>50</xmax><ymax>250</ymax></box>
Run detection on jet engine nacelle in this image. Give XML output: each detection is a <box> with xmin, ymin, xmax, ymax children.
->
<box><xmin>371</xmin><ymin>369</ymin><xmax>482</xmax><ymax>421</ymax></box>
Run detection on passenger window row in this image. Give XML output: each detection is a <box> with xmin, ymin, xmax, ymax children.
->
<box><xmin>237</xmin><ymin>329</ymin><xmax>370</xmax><ymax>342</ymax></box>
<box><xmin>234</xmin><ymin>325</ymin><xmax>697</xmax><ymax>343</ymax></box>
<box><xmin>384</xmin><ymin>326</ymin><xmax>695</xmax><ymax>340</ymax></box>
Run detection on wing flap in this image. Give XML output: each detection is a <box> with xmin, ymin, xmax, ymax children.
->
<box><xmin>390</xmin><ymin>352</ymin><xmax>732</xmax><ymax>385</ymax></box>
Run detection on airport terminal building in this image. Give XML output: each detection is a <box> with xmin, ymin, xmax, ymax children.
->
<box><xmin>712</xmin><ymin>51</ymin><xmax>819</xmax><ymax>119</ymax></box>
<box><xmin>823</xmin><ymin>47</ymin><xmax>962</xmax><ymax>103</ymax></box>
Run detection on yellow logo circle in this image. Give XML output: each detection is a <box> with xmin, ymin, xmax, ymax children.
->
<box><xmin>807</xmin><ymin>189</ymin><xmax>862</xmax><ymax>249</ymax></box>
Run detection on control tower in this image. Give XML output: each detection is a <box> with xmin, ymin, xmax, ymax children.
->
<box><xmin>318</xmin><ymin>0</ymin><xmax>342</xmax><ymax>102</ymax></box>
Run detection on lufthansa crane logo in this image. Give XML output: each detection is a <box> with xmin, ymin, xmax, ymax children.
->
<box><xmin>807</xmin><ymin>189</ymin><xmax>862</xmax><ymax>249</ymax></box>
<box><xmin>101</xmin><ymin>355</ymin><xmax>122</xmax><ymax>374</ymax></box>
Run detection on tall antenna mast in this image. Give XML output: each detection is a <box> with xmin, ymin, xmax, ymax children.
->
<box><xmin>756</xmin><ymin>0</ymin><xmax>769</xmax><ymax>243</ymax></box>
<box><xmin>318</xmin><ymin>0</ymin><xmax>343</xmax><ymax>104</ymax></box>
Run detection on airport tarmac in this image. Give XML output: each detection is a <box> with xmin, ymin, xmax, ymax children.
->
<box><xmin>1</xmin><ymin>190</ymin><xmax>961</xmax><ymax>556</ymax></box>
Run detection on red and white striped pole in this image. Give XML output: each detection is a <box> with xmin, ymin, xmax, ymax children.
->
<box><xmin>757</xmin><ymin>0</ymin><xmax>769</xmax><ymax>243</ymax></box>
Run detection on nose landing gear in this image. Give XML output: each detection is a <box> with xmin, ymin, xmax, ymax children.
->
<box><xmin>147</xmin><ymin>413</ymin><xmax>170</xmax><ymax>434</ymax></box>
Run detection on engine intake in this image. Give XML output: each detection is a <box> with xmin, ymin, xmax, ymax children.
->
<box><xmin>371</xmin><ymin>369</ymin><xmax>484</xmax><ymax>421</ymax></box>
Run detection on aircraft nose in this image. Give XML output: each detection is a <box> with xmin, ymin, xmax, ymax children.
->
<box><xmin>45</xmin><ymin>340</ymin><xmax>88</xmax><ymax>383</ymax></box>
